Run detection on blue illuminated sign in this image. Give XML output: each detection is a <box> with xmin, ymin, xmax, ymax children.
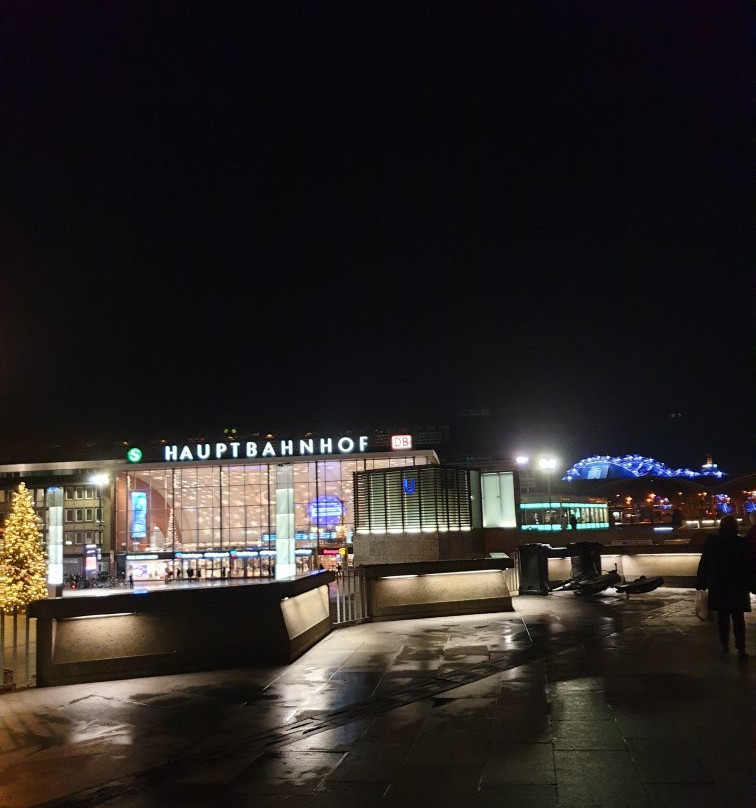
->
<box><xmin>130</xmin><ymin>492</ymin><xmax>147</xmax><ymax>539</ymax></box>
<box><xmin>402</xmin><ymin>478</ymin><xmax>416</xmax><ymax>494</ymax></box>
<box><xmin>307</xmin><ymin>495</ymin><xmax>345</xmax><ymax>526</ymax></box>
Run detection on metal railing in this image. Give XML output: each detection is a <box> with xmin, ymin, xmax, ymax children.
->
<box><xmin>331</xmin><ymin>567</ymin><xmax>368</xmax><ymax>625</ymax></box>
<box><xmin>1</xmin><ymin>610</ymin><xmax>36</xmax><ymax>693</ymax></box>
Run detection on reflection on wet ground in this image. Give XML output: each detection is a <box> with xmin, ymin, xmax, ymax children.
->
<box><xmin>0</xmin><ymin>588</ymin><xmax>753</xmax><ymax>808</ymax></box>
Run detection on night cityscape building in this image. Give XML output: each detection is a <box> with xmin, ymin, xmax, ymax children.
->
<box><xmin>0</xmin><ymin>421</ymin><xmax>752</xmax><ymax>585</ymax></box>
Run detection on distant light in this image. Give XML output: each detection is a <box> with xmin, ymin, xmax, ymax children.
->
<box><xmin>89</xmin><ymin>473</ymin><xmax>109</xmax><ymax>486</ymax></box>
<box><xmin>515</xmin><ymin>456</ymin><xmax>529</xmax><ymax>466</ymax></box>
<box><xmin>562</xmin><ymin>454</ymin><xmax>726</xmax><ymax>482</ymax></box>
<box><xmin>538</xmin><ymin>458</ymin><xmax>557</xmax><ymax>471</ymax></box>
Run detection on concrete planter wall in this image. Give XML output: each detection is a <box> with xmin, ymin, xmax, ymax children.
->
<box><xmin>29</xmin><ymin>573</ymin><xmax>334</xmax><ymax>687</ymax></box>
<box><xmin>361</xmin><ymin>558</ymin><xmax>515</xmax><ymax>621</ymax></box>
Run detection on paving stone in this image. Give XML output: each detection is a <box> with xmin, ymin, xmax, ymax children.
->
<box><xmin>0</xmin><ymin>588</ymin><xmax>752</xmax><ymax>808</ymax></box>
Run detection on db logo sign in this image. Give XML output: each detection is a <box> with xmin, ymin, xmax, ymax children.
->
<box><xmin>391</xmin><ymin>435</ymin><xmax>412</xmax><ymax>450</ymax></box>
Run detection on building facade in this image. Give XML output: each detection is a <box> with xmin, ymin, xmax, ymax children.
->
<box><xmin>114</xmin><ymin>440</ymin><xmax>437</xmax><ymax>581</ymax></box>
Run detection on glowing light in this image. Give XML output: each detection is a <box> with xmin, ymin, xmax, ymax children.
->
<box><xmin>562</xmin><ymin>454</ymin><xmax>726</xmax><ymax>481</ymax></box>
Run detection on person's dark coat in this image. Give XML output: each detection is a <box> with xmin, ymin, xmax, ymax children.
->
<box><xmin>696</xmin><ymin>521</ymin><xmax>752</xmax><ymax>612</ymax></box>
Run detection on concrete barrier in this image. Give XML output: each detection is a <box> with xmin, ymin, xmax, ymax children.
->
<box><xmin>361</xmin><ymin>558</ymin><xmax>515</xmax><ymax>621</ymax></box>
<box><xmin>546</xmin><ymin>545</ymin><xmax>702</xmax><ymax>588</ymax></box>
<box><xmin>28</xmin><ymin>573</ymin><xmax>334</xmax><ymax>687</ymax></box>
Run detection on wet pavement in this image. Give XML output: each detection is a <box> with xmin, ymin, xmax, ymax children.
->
<box><xmin>0</xmin><ymin>588</ymin><xmax>753</xmax><ymax>808</ymax></box>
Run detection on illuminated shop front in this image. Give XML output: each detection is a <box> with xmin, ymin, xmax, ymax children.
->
<box><xmin>520</xmin><ymin>497</ymin><xmax>609</xmax><ymax>531</ymax></box>
<box><xmin>115</xmin><ymin>439</ymin><xmax>437</xmax><ymax>581</ymax></box>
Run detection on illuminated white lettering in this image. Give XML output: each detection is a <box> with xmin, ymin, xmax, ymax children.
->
<box><xmin>164</xmin><ymin>433</ymin><xmax>371</xmax><ymax>463</ymax></box>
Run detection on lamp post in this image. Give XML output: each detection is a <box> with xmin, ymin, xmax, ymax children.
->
<box><xmin>538</xmin><ymin>458</ymin><xmax>557</xmax><ymax>531</ymax></box>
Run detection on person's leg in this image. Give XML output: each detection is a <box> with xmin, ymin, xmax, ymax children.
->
<box><xmin>716</xmin><ymin>609</ymin><xmax>730</xmax><ymax>651</ymax></box>
<box><xmin>732</xmin><ymin>610</ymin><xmax>746</xmax><ymax>654</ymax></box>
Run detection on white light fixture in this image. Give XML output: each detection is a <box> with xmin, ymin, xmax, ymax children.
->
<box><xmin>515</xmin><ymin>456</ymin><xmax>530</xmax><ymax>466</ymax></box>
<box><xmin>89</xmin><ymin>473</ymin><xmax>109</xmax><ymax>486</ymax></box>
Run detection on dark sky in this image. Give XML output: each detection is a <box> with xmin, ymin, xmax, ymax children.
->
<box><xmin>2</xmin><ymin>2</ymin><xmax>752</xmax><ymax>474</ymax></box>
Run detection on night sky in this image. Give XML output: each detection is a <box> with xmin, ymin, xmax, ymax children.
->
<box><xmin>2</xmin><ymin>2</ymin><xmax>752</xmax><ymax>474</ymax></box>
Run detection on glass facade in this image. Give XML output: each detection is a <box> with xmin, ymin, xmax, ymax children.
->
<box><xmin>115</xmin><ymin>452</ymin><xmax>434</xmax><ymax>579</ymax></box>
<box><xmin>520</xmin><ymin>500</ymin><xmax>609</xmax><ymax>531</ymax></box>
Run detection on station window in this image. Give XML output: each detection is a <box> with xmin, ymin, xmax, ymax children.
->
<box><xmin>65</xmin><ymin>509</ymin><xmax>74</xmax><ymax>523</ymax></box>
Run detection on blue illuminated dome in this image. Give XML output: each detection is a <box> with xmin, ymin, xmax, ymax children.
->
<box><xmin>562</xmin><ymin>455</ymin><xmax>725</xmax><ymax>482</ymax></box>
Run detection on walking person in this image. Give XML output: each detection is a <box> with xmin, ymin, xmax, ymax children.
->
<box><xmin>746</xmin><ymin>511</ymin><xmax>756</xmax><ymax>588</ymax></box>
<box><xmin>695</xmin><ymin>515</ymin><xmax>751</xmax><ymax>658</ymax></box>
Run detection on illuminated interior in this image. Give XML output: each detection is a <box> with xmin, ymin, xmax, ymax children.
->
<box><xmin>115</xmin><ymin>453</ymin><xmax>434</xmax><ymax>577</ymax></box>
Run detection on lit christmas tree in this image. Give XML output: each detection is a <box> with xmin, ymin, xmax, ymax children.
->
<box><xmin>0</xmin><ymin>482</ymin><xmax>48</xmax><ymax>611</ymax></box>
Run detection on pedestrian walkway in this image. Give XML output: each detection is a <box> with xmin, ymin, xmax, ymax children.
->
<box><xmin>0</xmin><ymin>588</ymin><xmax>753</xmax><ymax>807</ymax></box>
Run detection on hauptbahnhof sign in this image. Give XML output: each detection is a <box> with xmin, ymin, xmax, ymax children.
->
<box><xmin>126</xmin><ymin>435</ymin><xmax>373</xmax><ymax>463</ymax></box>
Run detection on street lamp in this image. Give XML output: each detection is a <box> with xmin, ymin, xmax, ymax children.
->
<box><xmin>538</xmin><ymin>458</ymin><xmax>557</xmax><ymax>531</ymax></box>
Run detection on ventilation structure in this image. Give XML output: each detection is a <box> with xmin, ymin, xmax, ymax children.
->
<box><xmin>354</xmin><ymin>466</ymin><xmax>480</xmax><ymax>534</ymax></box>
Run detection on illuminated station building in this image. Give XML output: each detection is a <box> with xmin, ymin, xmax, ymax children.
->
<box><xmin>114</xmin><ymin>434</ymin><xmax>443</xmax><ymax>581</ymax></box>
<box><xmin>0</xmin><ymin>436</ymin><xmax>747</xmax><ymax>584</ymax></box>
<box><xmin>0</xmin><ymin>432</ymin><xmax>518</xmax><ymax>583</ymax></box>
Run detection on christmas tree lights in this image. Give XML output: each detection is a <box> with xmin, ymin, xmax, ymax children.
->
<box><xmin>0</xmin><ymin>482</ymin><xmax>48</xmax><ymax>611</ymax></box>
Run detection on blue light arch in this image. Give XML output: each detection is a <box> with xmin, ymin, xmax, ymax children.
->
<box><xmin>562</xmin><ymin>455</ymin><xmax>725</xmax><ymax>482</ymax></box>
